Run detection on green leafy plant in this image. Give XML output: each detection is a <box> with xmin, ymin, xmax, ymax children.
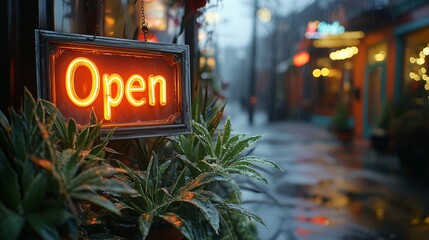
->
<box><xmin>0</xmin><ymin>89</ymin><xmax>134</xmax><ymax>240</ymax></box>
<box><xmin>329</xmin><ymin>99</ymin><xmax>354</xmax><ymax>144</ymax></box>
<box><xmin>330</xmin><ymin>100</ymin><xmax>350</xmax><ymax>131</ymax></box>
<box><xmin>391</xmin><ymin>107</ymin><xmax>429</xmax><ymax>146</ymax></box>
<box><xmin>369</xmin><ymin>100</ymin><xmax>396</xmax><ymax>154</ymax></box>
<box><xmin>169</xmin><ymin>89</ymin><xmax>281</xmax><ymax>239</ymax></box>
<box><xmin>86</xmin><ymin>95</ymin><xmax>282</xmax><ymax>239</ymax></box>
<box><xmin>376</xmin><ymin>100</ymin><xmax>393</xmax><ymax>131</ymax></box>
<box><xmin>391</xmin><ymin>106</ymin><xmax>429</xmax><ymax>180</ymax></box>
<box><xmin>371</xmin><ymin>99</ymin><xmax>394</xmax><ymax>137</ymax></box>
<box><xmin>0</xmin><ymin>85</ymin><xmax>280</xmax><ymax>240</ymax></box>
<box><xmin>114</xmin><ymin>156</ymin><xmax>244</xmax><ymax>239</ymax></box>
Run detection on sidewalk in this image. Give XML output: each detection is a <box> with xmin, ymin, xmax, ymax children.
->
<box><xmin>226</xmin><ymin>103</ymin><xmax>429</xmax><ymax>240</ymax></box>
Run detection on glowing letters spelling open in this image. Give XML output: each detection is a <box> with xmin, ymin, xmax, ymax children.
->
<box><xmin>65</xmin><ymin>57</ymin><xmax>167</xmax><ymax>120</ymax></box>
<box><xmin>36</xmin><ymin>30</ymin><xmax>191</xmax><ymax>139</ymax></box>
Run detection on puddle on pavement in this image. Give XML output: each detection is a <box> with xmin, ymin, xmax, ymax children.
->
<box><xmin>273</xmin><ymin>171</ymin><xmax>429</xmax><ymax>240</ymax></box>
<box><xmin>243</xmin><ymin>124</ymin><xmax>429</xmax><ymax>240</ymax></box>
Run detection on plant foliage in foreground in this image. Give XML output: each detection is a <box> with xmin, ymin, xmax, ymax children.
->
<box><xmin>105</xmin><ymin>98</ymin><xmax>282</xmax><ymax>239</ymax></box>
<box><xmin>0</xmin><ymin>89</ymin><xmax>134</xmax><ymax>240</ymax></box>
<box><xmin>0</xmin><ymin>88</ymin><xmax>281</xmax><ymax>240</ymax></box>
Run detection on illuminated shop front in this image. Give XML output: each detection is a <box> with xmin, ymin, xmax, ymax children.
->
<box><xmin>351</xmin><ymin>0</ymin><xmax>429</xmax><ymax>138</ymax></box>
<box><xmin>305</xmin><ymin>20</ymin><xmax>363</xmax><ymax>124</ymax></box>
<box><xmin>352</xmin><ymin>27</ymin><xmax>395</xmax><ymax>138</ymax></box>
<box><xmin>288</xmin><ymin>0</ymin><xmax>397</xmax><ymax>136</ymax></box>
<box><xmin>393</xmin><ymin>1</ymin><xmax>429</xmax><ymax>103</ymax></box>
<box><xmin>310</xmin><ymin>47</ymin><xmax>357</xmax><ymax>116</ymax></box>
<box><xmin>401</xmin><ymin>28</ymin><xmax>429</xmax><ymax>105</ymax></box>
<box><xmin>363</xmin><ymin>42</ymin><xmax>390</xmax><ymax>136</ymax></box>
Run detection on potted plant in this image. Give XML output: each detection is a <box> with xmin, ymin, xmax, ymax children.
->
<box><xmin>1</xmin><ymin>87</ymin><xmax>281</xmax><ymax>239</ymax></box>
<box><xmin>391</xmin><ymin>106</ymin><xmax>429</xmax><ymax>182</ymax></box>
<box><xmin>370</xmin><ymin>100</ymin><xmax>394</xmax><ymax>154</ymax></box>
<box><xmin>82</xmin><ymin>96</ymin><xmax>282</xmax><ymax>239</ymax></box>
<box><xmin>0</xmin><ymin>89</ymin><xmax>135</xmax><ymax>240</ymax></box>
<box><xmin>329</xmin><ymin>99</ymin><xmax>353</xmax><ymax>144</ymax></box>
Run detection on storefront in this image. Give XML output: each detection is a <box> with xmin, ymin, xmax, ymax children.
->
<box><xmin>350</xmin><ymin>0</ymin><xmax>429</xmax><ymax>138</ymax></box>
<box><xmin>352</xmin><ymin>26</ymin><xmax>396</xmax><ymax>138</ymax></box>
<box><xmin>310</xmin><ymin>47</ymin><xmax>356</xmax><ymax>117</ymax></box>
<box><xmin>394</xmin><ymin>2</ymin><xmax>429</xmax><ymax>107</ymax></box>
<box><xmin>304</xmin><ymin>20</ymin><xmax>362</xmax><ymax>127</ymax></box>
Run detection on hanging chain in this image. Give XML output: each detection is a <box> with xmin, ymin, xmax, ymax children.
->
<box><xmin>93</xmin><ymin>0</ymin><xmax>103</xmax><ymax>39</ymax></box>
<box><xmin>141</xmin><ymin>0</ymin><xmax>149</xmax><ymax>42</ymax></box>
<box><xmin>93</xmin><ymin>0</ymin><xmax>146</xmax><ymax>41</ymax></box>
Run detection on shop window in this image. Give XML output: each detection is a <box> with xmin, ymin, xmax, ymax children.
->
<box><xmin>367</xmin><ymin>42</ymin><xmax>387</xmax><ymax>64</ymax></box>
<box><xmin>311</xmin><ymin>59</ymin><xmax>353</xmax><ymax>116</ymax></box>
<box><xmin>403</xmin><ymin>27</ymin><xmax>429</xmax><ymax>105</ymax></box>
<box><xmin>365</xmin><ymin>43</ymin><xmax>387</xmax><ymax>128</ymax></box>
<box><xmin>53</xmin><ymin>0</ymin><xmax>177</xmax><ymax>42</ymax></box>
<box><xmin>367</xmin><ymin>65</ymin><xmax>384</xmax><ymax>127</ymax></box>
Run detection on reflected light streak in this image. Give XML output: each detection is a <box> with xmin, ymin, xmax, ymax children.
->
<box><xmin>310</xmin><ymin>216</ymin><xmax>330</xmax><ymax>226</ymax></box>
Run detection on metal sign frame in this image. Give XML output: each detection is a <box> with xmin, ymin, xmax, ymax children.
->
<box><xmin>35</xmin><ymin>30</ymin><xmax>191</xmax><ymax>139</ymax></box>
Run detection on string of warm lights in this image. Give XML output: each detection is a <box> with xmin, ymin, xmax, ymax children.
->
<box><xmin>408</xmin><ymin>44</ymin><xmax>429</xmax><ymax>94</ymax></box>
<box><xmin>329</xmin><ymin>46</ymin><xmax>359</xmax><ymax>60</ymax></box>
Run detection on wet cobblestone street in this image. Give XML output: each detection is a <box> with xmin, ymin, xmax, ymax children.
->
<box><xmin>229</xmin><ymin>106</ymin><xmax>429</xmax><ymax>240</ymax></box>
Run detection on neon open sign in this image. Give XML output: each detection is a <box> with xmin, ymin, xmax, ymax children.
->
<box><xmin>65</xmin><ymin>57</ymin><xmax>168</xmax><ymax>121</ymax></box>
<box><xmin>35</xmin><ymin>30</ymin><xmax>191</xmax><ymax>139</ymax></box>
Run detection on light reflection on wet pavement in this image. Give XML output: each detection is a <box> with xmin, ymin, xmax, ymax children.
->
<box><xmin>229</xmin><ymin>108</ymin><xmax>429</xmax><ymax>240</ymax></box>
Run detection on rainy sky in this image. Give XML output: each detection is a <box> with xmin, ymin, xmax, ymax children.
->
<box><xmin>215</xmin><ymin>0</ymin><xmax>317</xmax><ymax>47</ymax></box>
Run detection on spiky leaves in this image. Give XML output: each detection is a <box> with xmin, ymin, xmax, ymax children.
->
<box><xmin>171</xmin><ymin>115</ymin><xmax>282</xmax><ymax>239</ymax></box>
<box><xmin>178</xmin><ymin>118</ymin><xmax>282</xmax><ymax>185</ymax></box>
<box><xmin>115</xmin><ymin>154</ymin><xmax>251</xmax><ymax>240</ymax></box>
<box><xmin>0</xmin><ymin>90</ymin><xmax>75</xmax><ymax>240</ymax></box>
<box><xmin>0</xmin><ymin>89</ymin><xmax>134</xmax><ymax>240</ymax></box>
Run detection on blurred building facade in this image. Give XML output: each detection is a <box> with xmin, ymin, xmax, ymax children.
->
<box><xmin>267</xmin><ymin>0</ymin><xmax>429</xmax><ymax>138</ymax></box>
